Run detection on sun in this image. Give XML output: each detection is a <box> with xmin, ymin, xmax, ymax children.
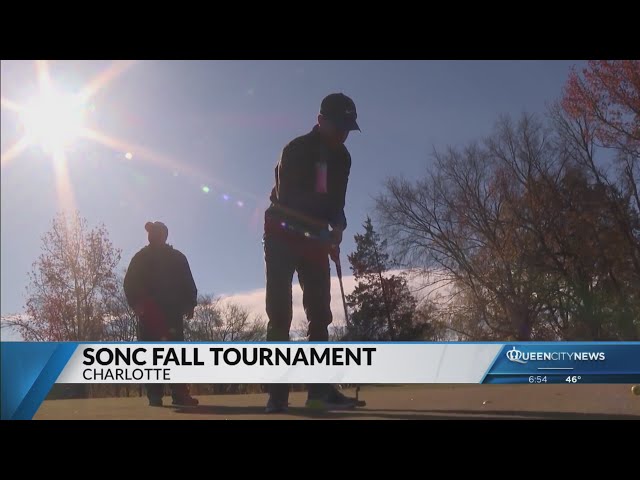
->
<box><xmin>2</xmin><ymin>60</ymin><xmax>257</xmax><ymax>215</ymax></box>
<box><xmin>19</xmin><ymin>88</ymin><xmax>86</xmax><ymax>156</ymax></box>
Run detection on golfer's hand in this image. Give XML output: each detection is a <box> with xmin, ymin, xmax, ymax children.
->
<box><xmin>330</xmin><ymin>227</ymin><xmax>344</xmax><ymax>246</ymax></box>
<box><xmin>134</xmin><ymin>304</ymin><xmax>145</xmax><ymax>318</ymax></box>
<box><xmin>330</xmin><ymin>245</ymin><xmax>340</xmax><ymax>264</ymax></box>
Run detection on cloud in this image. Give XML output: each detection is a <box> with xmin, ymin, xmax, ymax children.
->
<box><xmin>218</xmin><ymin>274</ymin><xmax>357</xmax><ymax>334</ymax></box>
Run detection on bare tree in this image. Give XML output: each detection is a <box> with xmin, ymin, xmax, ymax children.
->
<box><xmin>186</xmin><ymin>294</ymin><xmax>266</xmax><ymax>342</ymax></box>
<box><xmin>376</xmin><ymin>112</ymin><xmax>640</xmax><ymax>341</ymax></box>
<box><xmin>376</xmin><ymin>114</ymin><xmax>550</xmax><ymax>339</ymax></box>
<box><xmin>185</xmin><ymin>294</ymin><xmax>222</xmax><ymax>341</ymax></box>
<box><xmin>216</xmin><ymin>302</ymin><xmax>267</xmax><ymax>342</ymax></box>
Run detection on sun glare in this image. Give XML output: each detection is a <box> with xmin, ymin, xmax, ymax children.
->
<box><xmin>2</xmin><ymin>60</ymin><xmax>257</xmax><ymax>215</ymax></box>
<box><xmin>20</xmin><ymin>89</ymin><xmax>86</xmax><ymax>155</ymax></box>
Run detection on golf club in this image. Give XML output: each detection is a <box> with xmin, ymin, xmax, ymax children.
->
<box><xmin>333</xmin><ymin>250</ymin><xmax>366</xmax><ymax>408</ymax></box>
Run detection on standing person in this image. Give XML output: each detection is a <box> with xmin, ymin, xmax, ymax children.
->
<box><xmin>262</xmin><ymin>93</ymin><xmax>361</xmax><ymax>413</ymax></box>
<box><xmin>124</xmin><ymin>221</ymin><xmax>199</xmax><ymax>407</ymax></box>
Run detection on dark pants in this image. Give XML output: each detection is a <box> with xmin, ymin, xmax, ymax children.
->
<box><xmin>263</xmin><ymin>228</ymin><xmax>332</xmax><ymax>400</ymax></box>
<box><xmin>138</xmin><ymin>304</ymin><xmax>190</xmax><ymax>402</ymax></box>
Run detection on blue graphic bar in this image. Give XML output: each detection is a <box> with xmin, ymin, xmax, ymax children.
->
<box><xmin>486</xmin><ymin>343</ymin><xmax>640</xmax><ymax>378</ymax></box>
<box><xmin>483</xmin><ymin>374</ymin><xmax>640</xmax><ymax>384</ymax></box>
<box><xmin>1</xmin><ymin>342</ymin><xmax>78</xmax><ymax>420</ymax></box>
<box><xmin>1</xmin><ymin>341</ymin><xmax>639</xmax><ymax>420</ymax></box>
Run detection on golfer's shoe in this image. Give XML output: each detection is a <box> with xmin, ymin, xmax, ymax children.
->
<box><xmin>265</xmin><ymin>384</ymin><xmax>290</xmax><ymax>413</ymax></box>
<box><xmin>148</xmin><ymin>398</ymin><xmax>163</xmax><ymax>407</ymax></box>
<box><xmin>265</xmin><ymin>396</ymin><xmax>289</xmax><ymax>413</ymax></box>
<box><xmin>305</xmin><ymin>387</ymin><xmax>359</xmax><ymax>411</ymax></box>
<box><xmin>172</xmin><ymin>395</ymin><xmax>199</xmax><ymax>407</ymax></box>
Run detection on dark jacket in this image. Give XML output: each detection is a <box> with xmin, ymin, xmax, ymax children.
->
<box><xmin>123</xmin><ymin>243</ymin><xmax>197</xmax><ymax>315</ymax></box>
<box><xmin>266</xmin><ymin>125</ymin><xmax>352</xmax><ymax>235</ymax></box>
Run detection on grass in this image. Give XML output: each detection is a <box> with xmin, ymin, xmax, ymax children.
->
<box><xmin>34</xmin><ymin>383</ymin><xmax>640</xmax><ymax>420</ymax></box>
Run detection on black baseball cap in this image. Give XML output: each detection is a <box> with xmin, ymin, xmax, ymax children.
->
<box><xmin>320</xmin><ymin>93</ymin><xmax>360</xmax><ymax>132</ymax></box>
<box><xmin>145</xmin><ymin>221</ymin><xmax>168</xmax><ymax>238</ymax></box>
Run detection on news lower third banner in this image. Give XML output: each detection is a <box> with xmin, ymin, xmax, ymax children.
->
<box><xmin>2</xmin><ymin>341</ymin><xmax>639</xmax><ymax>419</ymax></box>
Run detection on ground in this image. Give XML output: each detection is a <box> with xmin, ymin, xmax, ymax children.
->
<box><xmin>34</xmin><ymin>384</ymin><xmax>640</xmax><ymax>420</ymax></box>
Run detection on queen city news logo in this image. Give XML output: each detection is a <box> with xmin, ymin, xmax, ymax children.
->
<box><xmin>506</xmin><ymin>346</ymin><xmax>606</xmax><ymax>364</ymax></box>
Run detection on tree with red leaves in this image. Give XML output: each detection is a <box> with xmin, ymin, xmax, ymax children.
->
<box><xmin>557</xmin><ymin>61</ymin><xmax>640</xmax><ymax>277</ymax></box>
<box><xmin>9</xmin><ymin>211</ymin><xmax>121</xmax><ymax>341</ymax></box>
<box><xmin>561</xmin><ymin>60</ymin><xmax>639</xmax><ymax>156</ymax></box>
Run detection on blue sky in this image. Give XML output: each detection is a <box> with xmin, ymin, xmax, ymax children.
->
<box><xmin>0</xmin><ymin>60</ymin><xmax>585</xmax><ymax>319</ymax></box>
